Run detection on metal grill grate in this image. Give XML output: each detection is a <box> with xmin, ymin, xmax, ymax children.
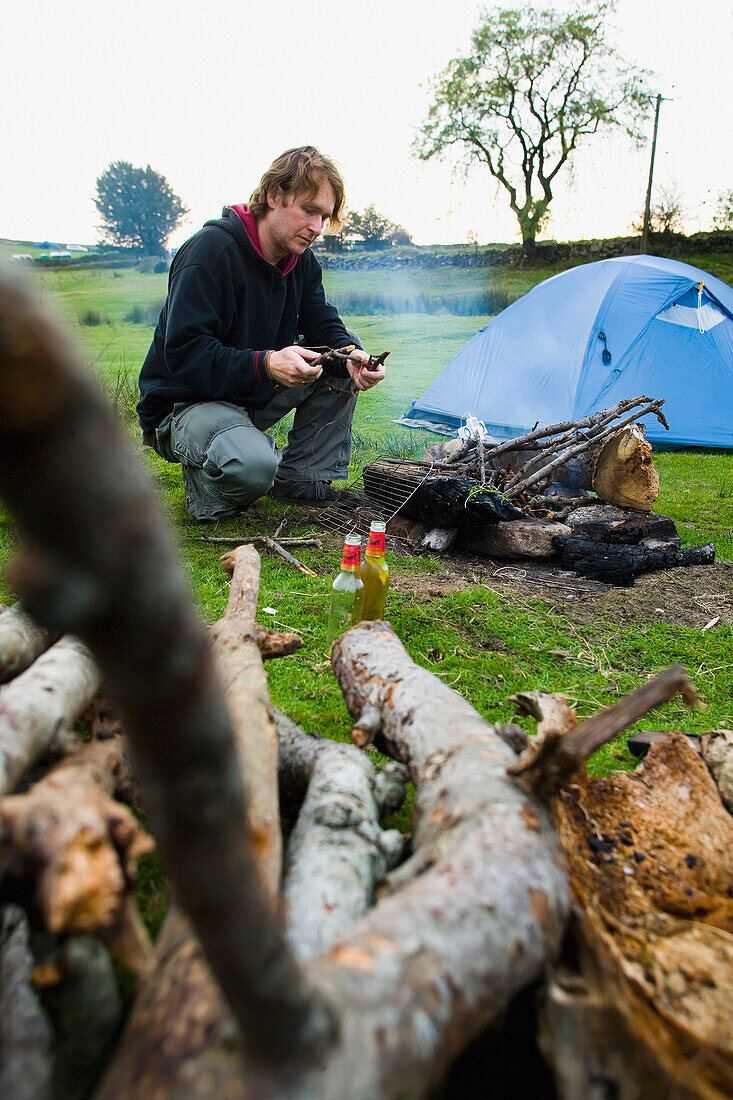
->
<box><xmin>316</xmin><ymin>457</ymin><xmax>435</xmax><ymax>541</ymax></box>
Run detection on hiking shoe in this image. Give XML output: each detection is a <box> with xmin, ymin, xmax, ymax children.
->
<box><xmin>269</xmin><ymin>478</ymin><xmax>360</xmax><ymax>507</ymax></box>
<box><xmin>269</xmin><ymin>478</ymin><xmax>339</xmax><ymax>501</ymax></box>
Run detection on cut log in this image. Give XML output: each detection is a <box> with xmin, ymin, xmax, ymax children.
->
<box><xmin>213</xmin><ymin>544</ymin><xmax>283</xmax><ymax>890</ymax></box>
<box><xmin>554</xmin><ymin>535</ymin><xmax>715</xmax><ymax>586</ymax></box>
<box><xmin>0</xmin><ymin>602</ymin><xmax>56</xmax><ymax>684</ymax></box>
<box><xmin>460</xmin><ymin>519</ymin><xmax>571</xmax><ymax>559</ymax></box>
<box><xmin>700</xmin><ymin>728</ymin><xmax>733</xmax><ymax>813</ymax></box>
<box><xmin>0</xmin><ymin>635</ymin><xmax>101</xmax><ymax>796</ymax></box>
<box><xmin>591</xmin><ymin>424</ymin><xmax>659</xmax><ymax>511</ymax></box>
<box><xmin>552</xmin><ymin>734</ymin><xmax>733</xmax><ymax>1098</ymax></box>
<box><xmin>305</xmin><ymin>621</ymin><xmax>570</xmax><ymax>1099</ymax></box>
<box><xmin>565</xmin><ymin>503</ymin><xmax>680</xmax><ymax>547</ymax></box>
<box><xmin>0</xmin><ymin>904</ymin><xmax>54</xmax><ymax>1099</ymax></box>
<box><xmin>0</xmin><ymin>271</ymin><xmax>328</xmax><ymax>1066</ymax></box>
<box><xmin>0</xmin><ymin>733</ymin><xmax>154</xmax><ymax>975</ymax></box>
<box><xmin>277</xmin><ymin>709</ymin><xmax>405</xmax><ymax>962</ymax></box>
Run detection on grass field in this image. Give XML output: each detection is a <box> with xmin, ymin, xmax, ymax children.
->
<box><xmin>1</xmin><ymin>254</ymin><xmax>732</xmax><ymax>791</ymax></box>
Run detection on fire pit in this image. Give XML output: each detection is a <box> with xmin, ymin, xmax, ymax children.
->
<box><xmin>317</xmin><ymin>396</ymin><xmax>716</xmax><ymax>586</ymax></box>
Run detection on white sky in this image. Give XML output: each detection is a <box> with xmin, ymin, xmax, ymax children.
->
<box><xmin>2</xmin><ymin>0</ymin><xmax>731</xmax><ymax>248</ymax></box>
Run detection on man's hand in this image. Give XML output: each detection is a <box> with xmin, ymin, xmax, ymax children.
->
<box><xmin>267</xmin><ymin>346</ymin><xmax>323</xmax><ymax>388</ymax></box>
<box><xmin>345</xmin><ymin>348</ymin><xmax>386</xmax><ymax>392</ymax></box>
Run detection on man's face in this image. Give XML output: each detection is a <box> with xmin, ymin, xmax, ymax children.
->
<box><xmin>263</xmin><ymin>177</ymin><xmax>335</xmax><ymax>259</ymax></box>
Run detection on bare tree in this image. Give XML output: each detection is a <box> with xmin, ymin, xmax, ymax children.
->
<box><xmin>415</xmin><ymin>2</ymin><xmax>652</xmax><ymax>256</ymax></box>
<box><xmin>632</xmin><ymin>182</ymin><xmax>685</xmax><ymax>235</ymax></box>
<box><xmin>713</xmin><ymin>188</ymin><xmax>733</xmax><ymax>230</ymax></box>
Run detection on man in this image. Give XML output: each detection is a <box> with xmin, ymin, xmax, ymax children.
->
<box><xmin>137</xmin><ymin>146</ymin><xmax>385</xmax><ymax>521</ymax></box>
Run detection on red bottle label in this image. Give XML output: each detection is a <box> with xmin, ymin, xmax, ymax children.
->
<box><xmin>366</xmin><ymin>529</ymin><xmax>386</xmax><ymax>555</ymax></box>
<box><xmin>341</xmin><ymin>540</ymin><xmax>361</xmax><ymax>569</ymax></box>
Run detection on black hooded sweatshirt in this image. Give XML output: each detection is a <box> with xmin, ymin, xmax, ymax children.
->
<box><xmin>136</xmin><ymin>206</ymin><xmax>355</xmax><ymax>430</ymax></box>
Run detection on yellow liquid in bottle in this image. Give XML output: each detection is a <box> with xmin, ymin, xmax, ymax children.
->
<box><xmin>361</xmin><ymin>554</ymin><xmax>389</xmax><ymax>619</ymax></box>
<box><xmin>361</xmin><ymin>522</ymin><xmax>389</xmax><ymax>621</ymax></box>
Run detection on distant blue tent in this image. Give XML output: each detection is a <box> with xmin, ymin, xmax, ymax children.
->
<box><xmin>398</xmin><ymin>255</ymin><xmax>733</xmax><ymax>449</ymax></box>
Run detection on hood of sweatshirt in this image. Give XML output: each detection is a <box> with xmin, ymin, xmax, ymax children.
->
<box><xmin>206</xmin><ymin>204</ymin><xmax>299</xmax><ymax>276</ymax></box>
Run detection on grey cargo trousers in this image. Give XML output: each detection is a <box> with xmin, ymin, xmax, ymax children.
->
<box><xmin>146</xmin><ymin>375</ymin><xmax>357</xmax><ymax>521</ymax></box>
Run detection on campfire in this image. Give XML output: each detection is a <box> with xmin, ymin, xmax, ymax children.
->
<box><xmin>321</xmin><ymin>396</ymin><xmax>716</xmax><ymax>586</ymax></box>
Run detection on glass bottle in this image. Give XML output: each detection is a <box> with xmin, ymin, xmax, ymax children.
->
<box><xmin>360</xmin><ymin>520</ymin><xmax>390</xmax><ymax>621</ymax></box>
<box><xmin>326</xmin><ymin>535</ymin><xmax>365</xmax><ymax>645</ymax></box>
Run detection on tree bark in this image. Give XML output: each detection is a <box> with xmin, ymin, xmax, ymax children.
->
<box><xmin>700</xmin><ymin>728</ymin><xmax>733</xmax><ymax>813</ymax></box>
<box><xmin>0</xmin><ymin>602</ymin><xmax>56</xmax><ymax>684</ymax></box>
<box><xmin>0</xmin><ymin>634</ymin><xmax>101</xmax><ymax>796</ymax></box>
<box><xmin>304</xmin><ymin>621</ymin><xmax>569</xmax><ymax>1099</ymax></box>
<box><xmin>0</xmin><ymin>733</ymin><xmax>154</xmax><ymax>974</ymax></box>
<box><xmin>277</xmin><ymin>709</ymin><xmax>406</xmax><ymax>962</ymax></box>
<box><xmin>212</xmin><ymin>544</ymin><xmax>283</xmax><ymax>891</ymax></box>
<box><xmin>0</xmin><ymin>270</ymin><xmax>328</xmax><ymax>1065</ymax></box>
<box><xmin>552</xmin><ymin>734</ymin><xmax>733</xmax><ymax>1098</ymax></box>
<box><xmin>0</xmin><ymin>904</ymin><xmax>54</xmax><ymax>1099</ymax></box>
<box><xmin>591</xmin><ymin>425</ymin><xmax>659</xmax><ymax>511</ymax></box>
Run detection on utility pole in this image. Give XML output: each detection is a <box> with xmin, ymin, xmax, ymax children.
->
<box><xmin>641</xmin><ymin>93</ymin><xmax>663</xmax><ymax>254</ymax></box>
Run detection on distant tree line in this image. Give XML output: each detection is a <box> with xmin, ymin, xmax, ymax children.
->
<box><xmin>328</xmin><ymin>203</ymin><xmax>412</xmax><ymax>250</ymax></box>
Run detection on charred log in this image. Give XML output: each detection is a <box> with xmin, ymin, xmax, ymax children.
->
<box><xmin>565</xmin><ymin>504</ymin><xmax>680</xmax><ymax>547</ymax></box>
<box><xmin>363</xmin><ymin>461</ymin><xmax>524</xmax><ymax>527</ymax></box>
<box><xmin>553</xmin><ymin>535</ymin><xmax>715</xmax><ymax>586</ymax></box>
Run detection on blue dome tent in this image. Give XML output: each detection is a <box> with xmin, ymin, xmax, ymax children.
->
<box><xmin>398</xmin><ymin>255</ymin><xmax>733</xmax><ymax>449</ymax></box>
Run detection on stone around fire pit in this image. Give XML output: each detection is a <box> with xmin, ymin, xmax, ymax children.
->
<box><xmin>460</xmin><ymin>519</ymin><xmax>571</xmax><ymax>559</ymax></box>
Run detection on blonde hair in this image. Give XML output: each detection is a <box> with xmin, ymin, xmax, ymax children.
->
<box><xmin>248</xmin><ymin>146</ymin><xmax>345</xmax><ymax>229</ymax></box>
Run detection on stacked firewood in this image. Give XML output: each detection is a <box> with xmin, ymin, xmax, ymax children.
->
<box><xmin>1</xmin><ymin>272</ymin><xmax>733</xmax><ymax>1097</ymax></box>
<box><xmin>426</xmin><ymin>395</ymin><xmax>669</xmax><ymax>515</ymax></box>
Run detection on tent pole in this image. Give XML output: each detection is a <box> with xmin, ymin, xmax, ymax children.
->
<box><xmin>641</xmin><ymin>94</ymin><xmax>663</xmax><ymax>255</ymax></box>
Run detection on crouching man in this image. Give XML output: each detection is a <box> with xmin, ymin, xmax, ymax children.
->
<box><xmin>137</xmin><ymin>145</ymin><xmax>385</xmax><ymax>521</ymax></box>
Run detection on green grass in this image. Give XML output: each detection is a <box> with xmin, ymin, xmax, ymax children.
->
<box><xmin>0</xmin><ymin>256</ymin><xmax>731</xmax><ymax>790</ymax></box>
<box><xmin>655</xmin><ymin>451</ymin><xmax>733</xmax><ymax>559</ymax></box>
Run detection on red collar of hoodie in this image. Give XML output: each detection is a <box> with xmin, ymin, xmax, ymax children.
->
<box><xmin>229</xmin><ymin>204</ymin><xmax>298</xmax><ymax>276</ymax></box>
